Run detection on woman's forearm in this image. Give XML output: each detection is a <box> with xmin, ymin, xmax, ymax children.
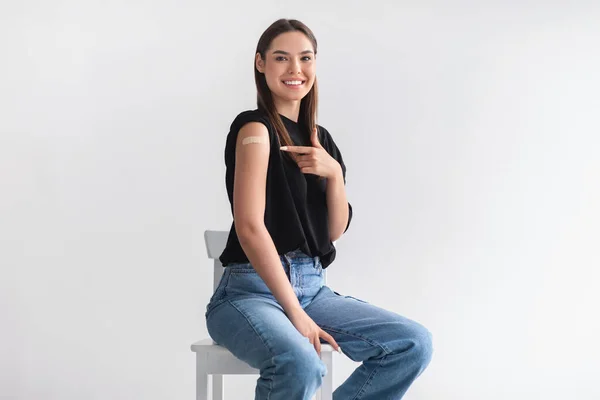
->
<box><xmin>237</xmin><ymin>224</ymin><xmax>303</xmax><ymax>315</ymax></box>
<box><xmin>326</xmin><ymin>165</ymin><xmax>349</xmax><ymax>242</ymax></box>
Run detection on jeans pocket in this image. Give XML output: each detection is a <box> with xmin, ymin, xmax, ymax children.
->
<box><xmin>333</xmin><ymin>290</ymin><xmax>369</xmax><ymax>304</ymax></box>
<box><xmin>205</xmin><ymin>289</ymin><xmax>232</xmax><ymax>320</ymax></box>
<box><xmin>222</xmin><ymin>264</ymin><xmax>272</xmax><ymax>297</ymax></box>
<box><xmin>205</xmin><ymin>271</ymin><xmax>231</xmax><ymax>318</ymax></box>
<box><xmin>347</xmin><ymin>295</ymin><xmax>369</xmax><ymax>304</ymax></box>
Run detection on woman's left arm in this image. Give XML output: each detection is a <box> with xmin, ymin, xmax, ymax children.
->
<box><xmin>280</xmin><ymin>126</ymin><xmax>352</xmax><ymax>241</ymax></box>
<box><xmin>325</xmin><ymin>165</ymin><xmax>349</xmax><ymax>242</ymax></box>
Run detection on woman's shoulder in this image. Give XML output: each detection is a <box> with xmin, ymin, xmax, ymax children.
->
<box><xmin>230</xmin><ymin>108</ymin><xmax>272</xmax><ymax>132</ymax></box>
<box><xmin>224</xmin><ymin>109</ymin><xmax>275</xmax><ymax>154</ymax></box>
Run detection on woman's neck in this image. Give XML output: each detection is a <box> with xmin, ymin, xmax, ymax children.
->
<box><xmin>274</xmin><ymin>99</ymin><xmax>301</xmax><ymax>123</ymax></box>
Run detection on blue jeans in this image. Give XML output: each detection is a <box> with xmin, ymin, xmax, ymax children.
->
<box><xmin>205</xmin><ymin>249</ymin><xmax>433</xmax><ymax>400</ymax></box>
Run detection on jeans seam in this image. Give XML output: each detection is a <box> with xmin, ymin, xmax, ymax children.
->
<box><xmin>319</xmin><ymin>326</ymin><xmax>392</xmax><ymax>355</ymax></box>
<box><xmin>352</xmin><ymin>354</ymin><xmax>387</xmax><ymax>400</ymax></box>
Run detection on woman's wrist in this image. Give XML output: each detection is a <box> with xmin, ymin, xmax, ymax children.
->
<box><xmin>284</xmin><ymin>303</ymin><xmax>305</xmax><ymax>317</ymax></box>
<box><xmin>327</xmin><ymin>162</ymin><xmax>343</xmax><ymax>180</ymax></box>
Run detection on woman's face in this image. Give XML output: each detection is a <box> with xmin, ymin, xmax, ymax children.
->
<box><xmin>256</xmin><ymin>31</ymin><xmax>316</xmax><ymax>103</ymax></box>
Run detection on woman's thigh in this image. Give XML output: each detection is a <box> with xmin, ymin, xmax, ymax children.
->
<box><xmin>206</xmin><ymin>295</ymin><xmax>324</xmax><ymax>371</ymax></box>
<box><xmin>304</xmin><ymin>286</ymin><xmax>433</xmax><ymax>362</ymax></box>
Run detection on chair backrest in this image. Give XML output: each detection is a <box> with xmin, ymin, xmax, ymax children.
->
<box><xmin>204</xmin><ymin>230</ymin><xmax>230</xmax><ymax>291</ymax></box>
<box><xmin>204</xmin><ymin>229</ymin><xmax>326</xmax><ymax>291</ymax></box>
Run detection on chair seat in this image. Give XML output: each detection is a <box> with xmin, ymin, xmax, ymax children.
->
<box><xmin>191</xmin><ymin>338</ymin><xmax>334</xmax><ymax>375</ymax></box>
<box><xmin>192</xmin><ymin>338</ymin><xmax>334</xmax><ymax>353</ymax></box>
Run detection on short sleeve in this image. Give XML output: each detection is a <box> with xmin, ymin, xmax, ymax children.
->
<box><xmin>225</xmin><ymin>109</ymin><xmax>274</xmax><ymax>167</ymax></box>
<box><xmin>230</xmin><ymin>110</ymin><xmax>273</xmax><ymax>145</ymax></box>
<box><xmin>319</xmin><ymin>126</ymin><xmax>353</xmax><ymax>233</ymax></box>
<box><xmin>319</xmin><ymin>126</ymin><xmax>347</xmax><ymax>184</ymax></box>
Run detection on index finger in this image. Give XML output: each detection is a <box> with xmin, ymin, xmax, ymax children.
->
<box><xmin>315</xmin><ymin>333</ymin><xmax>321</xmax><ymax>356</ymax></box>
<box><xmin>280</xmin><ymin>145</ymin><xmax>313</xmax><ymax>154</ymax></box>
<box><xmin>319</xmin><ymin>329</ymin><xmax>342</xmax><ymax>354</ymax></box>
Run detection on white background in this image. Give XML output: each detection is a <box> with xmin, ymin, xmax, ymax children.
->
<box><xmin>2</xmin><ymin>1</ymin><xmax>599</xmax><ymax>399</ymax></box>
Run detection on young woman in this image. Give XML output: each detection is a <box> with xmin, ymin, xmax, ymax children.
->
<box><xmin>205</xmin><ymin>18</ymin><xmax>433</xmax><ymax>400</ymax></box>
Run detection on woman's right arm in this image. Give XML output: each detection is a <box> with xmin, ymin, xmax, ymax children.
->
<box><xmin>232</xmin><ymin>121</ymin><xmax>340</xmax><ymax>355</ymax></box>
<box><xmin>232</xmin><ymin>121</ymin><xmax>303</xmax><ymax>315</ymax></box>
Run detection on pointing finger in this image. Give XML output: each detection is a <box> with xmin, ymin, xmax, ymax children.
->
<box><xmin>311</xmin><ymin>127</ymin><xmax>321</xmax><ymax>146</ymax></box>
<box><xmin>280</xmin><ymin>145</ymin><xmax>313</xmax><ymax>154</ymax></box>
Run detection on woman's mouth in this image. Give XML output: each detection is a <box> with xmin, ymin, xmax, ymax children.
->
<box><xmin>282</xmin><ymin>80</ymin><xmax>306</xmax><ymax>89</ymax></box>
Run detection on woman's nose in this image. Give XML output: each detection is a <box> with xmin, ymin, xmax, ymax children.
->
<box><xmin>289</xmin><ymin>60</ymin><xmax>301</xmax><ymax>74</ymax></box>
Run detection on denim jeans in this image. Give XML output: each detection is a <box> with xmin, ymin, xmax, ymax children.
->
<box><xmin>205</xmin><ymin>249</ymin><xmax>433</xmax><ymax>400</ymax></box>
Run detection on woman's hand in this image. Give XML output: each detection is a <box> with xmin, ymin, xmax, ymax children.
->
<box><xmin>286</xmin><ymin>307</ymin><xmax>341</xmax><ymax>356</ymax></box>
<box><xmin>280</xmin><ymin>128</ymin><xmax>342</xmax><ymax>179</ymax></box>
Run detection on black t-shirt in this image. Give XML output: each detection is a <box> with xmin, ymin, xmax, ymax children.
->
<box><xmin>218</xmin><ymin>109</ymin><xmax>353</xmax><ymax>269</ymax></box>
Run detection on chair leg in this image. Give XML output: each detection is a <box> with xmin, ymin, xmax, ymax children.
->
<box><xmin>212</xmin><ymin>375</ymin><xmax>224</xmax><ymax>400</ymax></box>
<box><xmin>196</xmin><ymin>353</ymin><xmax>209</xmax><ymax>400</ymax></box>
<box><xmin>321</xmin><ymin>352</ymin><xmax>333</xmax><ymax>400</ymax></box>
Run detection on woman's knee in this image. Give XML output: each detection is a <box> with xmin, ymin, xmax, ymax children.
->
<box><xmin>256</xmin><ymin>347</ymin><xmax>326</xmax><ymax>398</ymax></box>
<box><xmin>270</xmin><ymin>346</ymin><xmax>327</xmax><ymax>385</ymax></box>
<box><xmin>405</xmin><ymin>321</ymin><xmax>433</xmax><ymax>368</ymax></box>
<box><xmin>416</xmin><ymin>326</ymin><xmax>433</xmax><ymax>367</ymax></box>
<box><xmin>388</xmin><ymin>319</ymin><xmax>433</xmax><ymax>368</ymax></box>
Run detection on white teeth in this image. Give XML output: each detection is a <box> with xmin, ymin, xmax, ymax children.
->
<box><xmin>283</xmin><ymin>80</ymin><xmax>303</xmax><ymax>85</ymax></box>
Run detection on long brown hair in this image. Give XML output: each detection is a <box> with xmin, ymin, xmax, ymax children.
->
<box><xmin>254</xmin><ymin>19</ymin><xmax>318</xmax><ymax>161</ymax></box>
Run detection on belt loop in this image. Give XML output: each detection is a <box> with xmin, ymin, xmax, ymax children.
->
<box><xmin>283</xmin><ymin>253</ymin><xmax>292</xmax><ymax>267</ymax></box>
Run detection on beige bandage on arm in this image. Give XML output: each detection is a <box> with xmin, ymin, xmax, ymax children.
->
<box><xmin>241</xmin><ymin>136</ymin><xmax>268</xmax><ymax>145</ymax></box>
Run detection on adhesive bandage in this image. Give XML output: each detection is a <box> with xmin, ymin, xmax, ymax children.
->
<box><xmin>241</xmin><ymin>136</ymin><xmax>268</xmax><ymax>145</ymax></box>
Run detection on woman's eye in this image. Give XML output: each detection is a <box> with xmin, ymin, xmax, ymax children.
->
<box><xmin>275</xmin><ymin>56</ymin><xmax>312</xmax><ymax>61</ymax></box>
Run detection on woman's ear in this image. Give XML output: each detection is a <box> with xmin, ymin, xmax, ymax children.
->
<box><xmin>255</xmin><ymin>53</ymin><xmax>264</xmax><ymax>73</ymax></box>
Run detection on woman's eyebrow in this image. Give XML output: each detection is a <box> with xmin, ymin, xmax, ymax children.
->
<box><xmin>272</xmin><ymin>50</ymin><xmax>314</xmax><ymax>55</ymax></box>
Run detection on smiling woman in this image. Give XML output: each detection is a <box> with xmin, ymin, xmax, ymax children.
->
<box><xmin>254</xmin><ymin>28</ymin><xmax>318</xmax><ymax>148</ymax></box>
<box><xmin>204</xmin><ymin>18</ymin><xmax>433</xmax><ymax>400</ymax></box>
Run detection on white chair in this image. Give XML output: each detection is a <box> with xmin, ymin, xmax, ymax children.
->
<box><xmin>191</xmin><ymin>230</ymin><xmax>335</xmax><ymax>400</ymax></box>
